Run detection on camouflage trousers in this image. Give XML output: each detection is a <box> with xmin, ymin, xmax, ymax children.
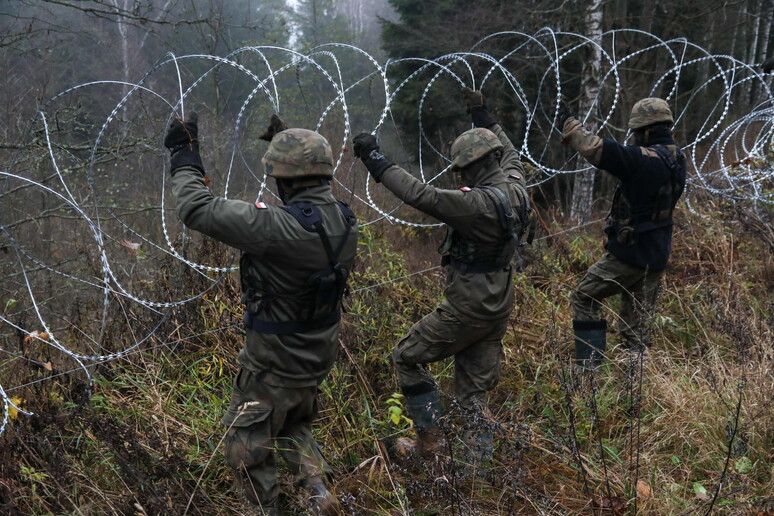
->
<box><xmin>392</xmin><ymin>307</ymin><xmax>509</xmax><ymax>411</ymax></box>
<box><xmin>221</xmin><ymin>368</ymin><xmax>330</xmax><ymax>509</ymax></box>
<box><xmin>571</xmin><ymin>252</ymin><xmax>664</xmax><ymax>347</ymax></box>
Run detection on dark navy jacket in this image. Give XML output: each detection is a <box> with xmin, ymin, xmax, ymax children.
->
<box><xmin>563</xmin><ymin>119</ymin><xmax>686</xmax><ymax>270</ymax></box>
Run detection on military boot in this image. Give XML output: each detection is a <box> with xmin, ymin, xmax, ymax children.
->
<box><xmin>573</xmin><ymin>319</ymin><xmax>607</xmax><ymax>370</ymax></box>
<box><xmin>302</xmin><ymin>476</ymin><xmax>341</xmax><ymax>516</ymax></box>
<box><xmin>403</xmin><ymin>384</ymin><xmax>445</xmax><ymax>458</ymax></box>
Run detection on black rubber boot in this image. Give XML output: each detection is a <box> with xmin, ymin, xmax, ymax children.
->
<box><xmin>402</xmin><ymin>383</ymin><xmax>444</xmax><ymax>457</ymax></box>
<box><xmin>573</xmin><ymin>319</ymin><xmax>607</xmax><ymax>370</ymax></box>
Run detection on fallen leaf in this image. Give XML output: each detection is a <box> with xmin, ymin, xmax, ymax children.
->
<box><xmin>592</xmin><ymin>496</ymin><xmax>627</xmax><ymax>515</ymax></box>
<box><xmin>693</xmin><ymin>481</ymin><xmax>709</xmax><ymax>501</ymax></box>
<box><xmin>8</xmin><ymin>397</ymin><xmax>23</xmax><ymax>420</ymax></box>
<box><xmin>42</xmin><ymin>361</ymin><xmax>53</xmax><ymax>371</ymax></box>
<box><xmin>393</xmin><ymin>437</ymin><xmax>416</xmax><ymax>456</ymax></box>
<box><xmin>24</xmin><ymin>330</ymin><xmax>50</xmax><ymax>345</ymax></box>
<box><xmin>636</xmin><ymin>479</ymin><xmax>653</xmax><ymax>498</ymax></box>
<box><xmin>119</xmin><ymin>239</ymin><xmax>141</xmax><ymax>257</ymax></box>
<box><xmin>734</xmin><ymin>456</ymin><xmax>752</xmax><ymax>474</ymax></box>
<box><xmin>694</xmin><ymin>492</ymin><xmax>711</xmax><ymax>502</ymax></box>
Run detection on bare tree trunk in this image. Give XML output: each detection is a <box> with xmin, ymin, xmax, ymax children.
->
<box><xmin>754</xmin><ymin>0</ymin><xmax>774</xmax><ymax>100</ymax></box>
<box><xmin>106</xmin><ymin>0</ymin><xmax>132</xmax><ymax>102</ymax></box>
<box><xmin>729</xmin><ymin>4</ymin><xmax>744</xmax><ymax>105</ymax></box>
<box><xmin>758</xmin><ymin>1</ymin><xmax>774</xmax><ymax>65</ymax></box>
<box><xmin>570</xmin><ymin>0</ymin><xmax>603</xmax><ymax>223</ymax></box>
<box><xmin>338</xmin><ymin>0</ymin><xmax>365</xmax><ymax>42</ymax></box>
<box><xmin>697</xmin><ymin>9</ymin><xmax>715</xmax><ymax>93</ymax></box>
<box><xmin>746</xmin><ymin>0</ymin><xmax>761</xmax><ymax>103</ymax></box>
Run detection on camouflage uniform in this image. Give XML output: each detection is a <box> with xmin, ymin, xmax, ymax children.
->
<box><xmin>356</xmin><ymin>124</ymin><xmax>529</xmax><ymax>463</ymax></box>
<box><xmin>562</xmin><ymin>98</ymin><xmax>685</xmax><ymax>360</ymax></box>
<box><xmin>353</xmin><ymin>87</ymin><xmax>531</xmax><ymax>461</ymax></box>
<box><xmin>383</xmin><ymin>123</ymin><xmax>527</xmax><ymax>411</ymax></box>
<box><xmin>170</xmin><ymin>128</ymin><xmax>358</xmax><ymax>512</ymax></box>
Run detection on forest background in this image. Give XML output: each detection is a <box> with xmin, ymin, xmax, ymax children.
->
<box><xmin>1</xmin><ymin>0</ymin><xmax>773</xmax><ymax>514</ymax></box>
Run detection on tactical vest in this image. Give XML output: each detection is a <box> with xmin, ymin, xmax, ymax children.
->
<box><xmin>605</xmin><ymin>144</ymin><xmax>685</xmax><ymax>247</ymax></box>
<box><xmin>241</xmin><ymin>201</ymin><xmax>357</xmax><ymax>334</ymax></box>
<box><xmin>439</xmin><ymin>181</ymin><xmax>534</xmax><ymax>273</ymax></box>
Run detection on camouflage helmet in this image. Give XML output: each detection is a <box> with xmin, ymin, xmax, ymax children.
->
<box><xmin>628</xmin><ymin>97</ymin><xmax>674</xmax><ymax>129</ymax></box>
<box><xmin>262</xmin><ymin>128</ymin><xmax>334</xmax><ymax>178</ymax></box>
<box><xmin>450</xmin><ymin>127</ymin><xmax>503</xmax><ymax>170</ymax></box>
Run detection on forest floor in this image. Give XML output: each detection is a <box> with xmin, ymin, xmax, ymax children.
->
<box><xmin>1</xmin><ymin>196</ymin><xmax>773</xmax><ymax>515</ymax></box>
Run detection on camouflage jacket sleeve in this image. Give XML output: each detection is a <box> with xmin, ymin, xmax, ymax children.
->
<box><xmin>562</xmin><ymin>117</ymin><xmax>604</xmax><ymax>167</ymax></box>
<box><xmin>490</xmin><ymin>123</ymin><xmax>527</xmax><ymax>191</ymax></box>
<box><xmin>379</xmin><ymin>165</ymin><xmax>478</xmax><ymax>226</ymax></box>
<box><xmin>170</xmin><ymin>167</ymin><xmax>270</xmax><ymax>256</ymax></box>
<box><xmin>379</xmin><ymin>124</ymin><xmax>528</xmax><ymax>225</ymax></box>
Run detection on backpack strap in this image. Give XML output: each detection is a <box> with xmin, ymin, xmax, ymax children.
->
<box><xmin>279</xmin><ymin>202</ymin><xmax>354</xmax><ymax>268</ymax></box>
<box><xmin>483</xmin><ymin>183</ymin><xmax>536</xmax><ymax>246</ymax></box>
<box><xmin>479</xmin><ymin>186</ymin><xmax>515</xmax><ymax>233</ymax></box>
<box><xmin>635</xmin><ymin>144</ymin><xmax>685</xmax><ymax>230</ymax></box>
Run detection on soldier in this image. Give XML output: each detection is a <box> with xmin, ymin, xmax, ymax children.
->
<box><xmin>164</xmin><ymin>113</ymin><xmax>357</xmax><ymax>516</ymax></box>
<box><xmin>556</xmin><ymin>98</ymin><xmax>686</xmax><ymax>368</ymax></box>
<box><xmin>352</xmin><ymin>89</ymin><xmax>532</xmax><ymax>464</ymax></box>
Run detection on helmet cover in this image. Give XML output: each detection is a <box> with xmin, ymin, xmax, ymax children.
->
<box><xmin>450</xmin><ymin>127</ymin><xmax>504</xmax><ymax>170</ymax></box>
<box><xmin>628</xmin><ymin>97</ymin><xmax>674</xmax><ymax>129</ymax></box>
<box><xmin>262</xmin><ymin>128</ymin><xmax>334</xmax><ymax>178</ymax></box>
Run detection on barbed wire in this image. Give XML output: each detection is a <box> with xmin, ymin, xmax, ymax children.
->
<box><xmin>1</xmin><ymin>28</ymin><xmax>773</xmax><ymax>436</ymax></box>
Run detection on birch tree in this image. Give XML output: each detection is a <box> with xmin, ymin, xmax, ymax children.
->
<box><xmin>569</xmin><ymin>0</ymin><xmax>602</xmax><ymax>223</ymax></box>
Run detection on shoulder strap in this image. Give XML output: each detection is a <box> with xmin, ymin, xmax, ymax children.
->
<box><xmin>649</xmin><ymin>144</ymin><xmax>684</xmax><ymax>172</ymax></box>
<box><xmin>281</xmin><ymin>202</ymin><xmax>355</xmax><ymax>267</ymax></box>
<box><xmin>479</xmin><ymin>186</ymin><xmax>514</xmax><ymax>233</ymax></box>
<box><xmin>336</xmin><ymin>200</ymin><xmax>357</xmax><ymax>227</ymax></box>
<box><xmin>648</xmin><ymin>144</ymin><xmax>686</xmax><ymax>206</ymax></box>
<box><xmin>280</xmin><ymin>203</ymin><xmax>322</xmax><ymax>232</ymax></box>
<box><xmin>480</xmin><ymin>184</ymin><xmax>535</xmax><ymax>244</ymax></box>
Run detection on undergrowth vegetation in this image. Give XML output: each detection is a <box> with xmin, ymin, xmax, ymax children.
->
<box><xmin>1</xmin><ymin>199</ymin><xmax>773</xmax><ymax>515</ymax></box>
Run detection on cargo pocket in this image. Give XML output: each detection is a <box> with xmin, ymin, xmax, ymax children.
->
<box><xmin>222</xmin><ymin>368</ymin><xmax>272</xmax><ymax>428</ymax></box>
<box><xmin>221</xmin><ymin>400</ymin><xmax>272</xmax><ymax>428</ymax></box>
<box><xmin>222</xmin><ymin>403</ymin><xmax>273</xmax><ymax>472</ymax></box>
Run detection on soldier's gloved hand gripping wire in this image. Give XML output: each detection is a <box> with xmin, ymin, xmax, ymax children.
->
<box><xmin>462</xmin><ymin>87</ymin><xmax>497</xmax><ymax>128</ymax></box>
<box><xmin>164</xmin><ymin>112</ymin><xmax>205</xmax><ymax>176</ymax></box>
<box><xmin>352</xmin><ymin>132</ymin><xmax>395</xmax><ymax>182</ymax></box>
<box><xmin>555</xmin><ymin>97</ymin><xmax>575</xmax><ymax>134</ymax></box>
<box><xmin>258</xmin><ymin>114</ymin><xmax>288</xmax><ymax>142</ymax></box>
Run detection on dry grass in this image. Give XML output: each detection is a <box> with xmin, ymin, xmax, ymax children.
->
<box><xmin>1</xmin><ymin>200</ymin><xmax>773</xmax><ymax>515</ymax></box>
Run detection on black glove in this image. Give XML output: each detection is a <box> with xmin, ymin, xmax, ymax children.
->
<box><xmin>352</xmin><ymin>132</ymin><xmax>395</xmax><ymax>182</ymax></box>
<box><xmin>556</xmin><ymin>98</ymin><xmax>574</xmax><ymax>132</ymax></box>
<box><xmin>762</xmin><ymin>57</ymin><xmax>774</xmax><ymax>74</ymax></box>
<box><xmin>164</xmin><ymin>112</ymin><xmax>204</xmax><ymax>175</ymax></box>
<box><xmin>258</xmin><ymin>114</ymin><xmax>288</xmax><ymax>142</ymax></box>
<box><xmin>462</xmin><ymin>87</ymin><xmax>484</xmax><ymax>113</ymax></box>
<box><xmin>462</xmin><ymin>87</ymin><xmax>497</xmax><ymax>128</ymax></box>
